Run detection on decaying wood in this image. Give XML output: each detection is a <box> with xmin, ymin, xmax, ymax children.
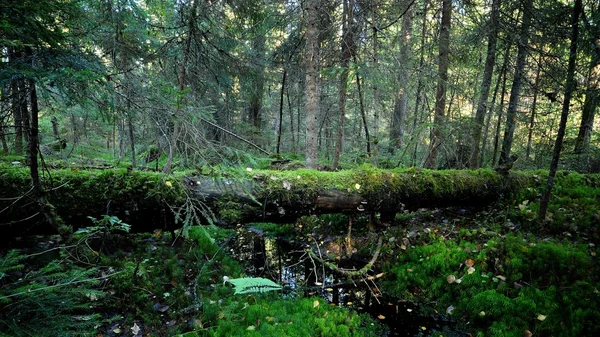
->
<box><xmin>1</xmin><ymin>168</ymin><xmax>544</xmax><ymax>237</ymax></box>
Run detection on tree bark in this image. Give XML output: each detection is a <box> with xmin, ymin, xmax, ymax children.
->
<box><xmin>277</xmin><ymin>68</ymin><xmax>287</xmax><ymax>155</ymax></box>
<box><xmin>499</xmin><ymin>0</ymin><xmax>533</xmax><ymax>166</ymax></box>
<box><xmin>573</xmin><ymin>55</ymin><xmax>600</xmax><ymax>154</ymax></box>
<box><xmin>305</xmin><ymin>0</ymin><xmax>320</xmax><ymax>169</ymax></box>
<box><xmin>354</xmin><ymin>55</ymin><xmax>371</xmax><ymax>158</ymax></box>
<box><xmin>492</xmin><ymin>43</ymin><xmax>512</xmax><ymax>166</ymax></box>
<box><xmin>12</xmin><ymin>80</ymin><xmax>23</xmax><ymax>155</ymax></box>
<box><xmin>469</xmin><ymin>0</ymin><xmax>500</xmax><ymax>168</ymax></box>
<box><xmin>425</xmin><ymin>0</ymin><xmax>451</xmax><ymax>169</ymax></box>
<box><xmin>390</xmin><ymin>0</ymin><xmax>414</xmax><ymax>152</ymax></box>
<box><xmin>538</xmin><ymin>0</ymin><xmax>582</xmax><ymax>221</ymax></box>
<box><xmin>526</xmin><ymin>54</ymin><xmax>542</xmax><ymax>160</ymax></box>
<box><xmin>333</xmin><ymin>0</ymin><xmax>353</xmax><ymax>170</ymax></box>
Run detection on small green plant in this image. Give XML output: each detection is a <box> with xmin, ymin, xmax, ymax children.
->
<box><xmin>75</xmin><ymin>215</ymin><xmax>131</xmax><ymax>234</ymax></box>
<box><xmin>225</xmin><ymin>277</ymin><xmax>282</xmax><ymax>295</ymax></box>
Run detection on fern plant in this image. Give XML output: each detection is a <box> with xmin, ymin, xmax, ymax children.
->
<box><xmin>226</xmin><ymin>277</ymin><xmax>282</xmax><ymax>295</ymax></box>
<box><xmin>0</xmin><ymin>249</ymin><xmax>106</xmax><ymax>336</ymax></box>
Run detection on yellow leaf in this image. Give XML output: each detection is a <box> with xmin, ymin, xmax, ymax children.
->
<box><xmin>537</xmin><ymin>314</ymin><xmax>546</xmax><ymax>321</ymax></box>
<box><xmin>347</xmin><ymin>302</ymin><xmax>353</xmax><ymax>305</ymax></box>
<box><xmin>165</xmin><ymin>181</ymin><xmax>172</xmax><ymax>187</ymax></box>
<box><xmin>479</xmin><ymin>311</ymin><xmax>486</xmax><ymax>317</ymax></box>
<box><xmin>326</xmin><ymin>288</ymin><xmax>333</xmax><ymax>292</ymax></box>
<box><xmin>421</xmin><ymin>326</ymin><xmax>427</xmax><ymax>331</ymax></box>
<box><xmin>467</xmin><ymin>267</ymin><xmax>475</xmax><ymax>275</ymax></box>
<box><xmin>377</xmin><ymin>314</ymin><xmax>385</xmax><ymax>319</ymax></box>
<box><xmin>313</xmin><ymin>300</ymin><xmax>320</xmax><ymax>308</ymax></box>
<box><xmin>524</xmin><ymin>330</ymin><xmax>533</xmax><ymax>337</ymax></box>
<box><xmin>465</xmin><ymin>259</ymin><xmax>475</xmax><ymax>267</ymax></box>
<box><xmin>355</xmin><ymin>183</ymin><xmax>361</xmax><ymax>190</ymax></box>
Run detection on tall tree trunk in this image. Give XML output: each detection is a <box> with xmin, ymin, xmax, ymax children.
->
<box><xmin>538</xmin><ymin>0</ymin><xmax>582</xmax><ymax>221</ymax></box>
<box><xmin>333</xmin><ymin>0</ymin><xmax>353</xmax><ymax>170</ymax></box>
<box><xmin>164</xmin><ymin>0</ymin><xmax>197</xmax><ymax>173</ymax></box>
<box><xmin>499</xmin><ymin>0</ymin><xmax>533</xmax><ymax>166</ymax></box>
<box><xmin>249</xmin><ymin>33</ymin><xmax>266</xmax><ymax>130</ymax></box>
<box><xmin>425</xmin><ymin>0</ymin><xmax>451</xmax><ymax>169</ymax></box>
<box><xmin>480</xmin><ymin>62</ymin><xmax>503</xmax><ymax>167</ymax></box>
<box><xmin>12</xmin><ymin>80</ymin><xmax>23</xmax><ymax>155</ymax></box>
<box><xmin>287</xmin><ymin>87</ymin><xmax>295</xmax><ymax>154</ymax></box>
<box><xmin>411</xmin><ymin>0</ymin><xmax>430</xmax><ymax>167</ymax></box>
<box><xmin>390</xmin><ymin>0</ymin><xmax>414</xmax><ymax>153</ymax></box>
<box><xmin>469</xmin><ymin>0</ymin><xmax>500</xmax><ymax>168</ymax></box>
<box><xmin>305</xmin><ymin>0</ymin><xmax>320</xmax><ymax>168</ymax></box>
<box><xmin>573</xmin><ymin>55</ymin><xmax>600</xmax><ymax>154</ymax></box>
<box><xmin>355</xmin><ymin>58</ymin><xmax>371</xmax><ymax>157</ymax></box>
<box><xmin>128</xmin><ymin>112</ymin><xmax>136</xmax><ymax>168</ymax></box>
<box><xmin>492</xmin><ymin>43</ymin><xmax>512</xmax><ymax>166</ymax></box>
<box><xmin>526</xmin><ymin>54</ymin><xmax>542</xmax><ymax>160</ymax></box>
<box><xmin>276</xmin><ymin>68</ymin><xmax>287</xmax><ymax>155</ymax></box>
<box><xmin>371</xmin><ymin>0</ymin><xmax>380</xmax><ymax>164</ymax></box>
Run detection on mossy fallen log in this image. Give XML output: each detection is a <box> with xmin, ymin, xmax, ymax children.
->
<box><xmin>0</xmin><ymin>166</ymin><xmax>563</xmax><ymax>237</ymax></box>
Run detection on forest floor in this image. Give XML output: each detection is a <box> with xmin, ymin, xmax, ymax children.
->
<box><xmin>1</xmin><ymin>165</ymin><xmax>600</xmax><ymax>337</ymax></box>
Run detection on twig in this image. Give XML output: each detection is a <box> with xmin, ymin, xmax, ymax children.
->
<box><xmin>0</xmin><ymin>271</ymin><xmax>124</xmax><ymax>300</ymax></box>
<box><xmin>306</xmin><ymin>236</ymin><xmax>384</xmax><ymax>278</ymax></box>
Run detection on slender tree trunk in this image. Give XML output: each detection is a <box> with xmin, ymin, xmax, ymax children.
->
<box><xmin>128</xmin><ymin>112</ymin><xmax>136</xmax><ymax>168</ymax></box>
<box><xmin>526</xmin><ymin>54</ymin><xmax>542</xmax><ymax>160</ymax></box>
<box><xmin>12</xmin><ymin>80</ymin><xmax>23</xmax><ymax>155</ymax></box>
<box><xmin>372</xmin><ymin>0</ymin><xmax>380</xmax><ymax>164</ymax></box>
<box><xmin>574</xmin><ymin>55</ymin><xmax>600</xmax><ymax>154</ymax></box>
<box><xmin>492</xmin><ymin>43</ymin><xmax>512</xmax><ymax>166</ymax></box>
<box><xmin>164</xmin><ymin>0</ymin><xmax>197</xmax><ymax>173</ymax></box>
<box><xmin>480</xmin><ymin>63</ymin><xmax>502</xmax><ymax>167</ymax></box>
<box><xmin>469</xmin><ymin>0</ymin><xmax>500</xmax><ymax>168</ymax></box>
<box><xmin>276</xmin><ymin>68</ymin><xmax>287</xmax><ymax>155</ymax></box>
<box><xmin>499</xmin><ymin>0</ymin><xmax>532</xmax><ymax>166</ymax></box>
<box><xmin>287</xmin><ymin>87</ymin><xmax>295</xmax><ymax>154</ymax></box>
<box><xmin>333</xmin><ymin>0</ymin><xmax>353</xmax><ymax>170</ymax></box>
<box><xmin>249</xmin><ymin>32</ymin><xmax>266</xmax><ymax>130</ymax></box>
<box><xmin>411</xmin><ymin>0</ymin><xmax>429</xmax><ymax>167</ymax></box>
<box><xmin>425</xmin><ymin>0</ymin><xmax>451</xmax><ymax>169</ymax></box>
<box><xmin>355</xmin><ymin>63</ymin><xmax>371</xmax><ymax>157</ymax></box>
<box><xmin>390</xmin><ymin>0</ymin><xmax>414</xmax><ymax>152</ymax></box>
<box><xmin>538</xmin><ymin>0</ymin><xmax>581</xmax><ymax>221</ymax></box>
<box><xmin>305</xmin><ymin>0</ymin><xmax>320</xmax><ymax>168</ymax></box>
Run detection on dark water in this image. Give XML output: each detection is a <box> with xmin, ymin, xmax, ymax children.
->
<box><xmin>228</xmin><ymin>228</ymin><xmax>466</xmax><ymax>337</ymax></box>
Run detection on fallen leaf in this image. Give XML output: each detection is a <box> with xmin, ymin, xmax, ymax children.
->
<box><xmin>131</xmin><ymin>323</ymin><xmax>141</xmax><ymax>335</ymax></box>
<box><xmin>446</xmin><ymin>305</ymin><xmax>454</xmax><ymax>315</ymax></box>
<box><xmin>377</xmin><ymin>314</ymin><xmax>386</xmax><ymax>319</ymax></box>
<box><xmin>465</xmin><ymin>259</ymin><xmax>475</xmax><ymax>267</ymax></box>
<box><xmin>523</xmin><ymin>330</ymin><xmax>533</xmax><ymax>337</ymax></box>
<box><xmin>479</xmin><ymin>311</ymin><xmax>486</xmax><ymax>317</ymax></box>
<box><xmin>447</xmin><ymin>275</ymin><xmax>456</xmax><ymax>283</ymax></box>
<box><xmin>467</xmin><ymin>267</ymin><xmax>476</xmax><ymax>274</ymax></box>
<box><xmin>165</xmin><ymin>181</ymin><xmax>172</xmax><ymax>187</ymax></box>
<box><xmin>537</xmin><ymin>314</ymin><xmax>546</xmax><ymax>321</ymax></box>
<box><xmin>283</xmin><ymin>181</ymin><xmax>291</xmax><ymax>190</ymax></box>
<box><xmin>112</xmin><ymin>328</ymin><xmax>121</xmax><ymax>334</ymax></box>
<box><xmin>355</xmin><ymin>183</ymin><xmax>361</xmax><ymax>190</ymax></box>
<box><xmin>421</xmin><ymin>326</ymin><xmax>427</xmax><ymax>331</ymax></box>
<box><xmin>313</xmin><ymin>300</ymin><xmax>320</xmax><ymax>308</ymax></box>
<box><xmin>247</xmin><ymin>325</ymin><xmax>256</xmax><ymax>331</ymax></box>
<box><xmin>246</xmin><ymin>167</ymin><xmax>253</xmax><ymax>172</ymax></box>
<box><xmin>326</xmin><ymin>288</ymin><xmax>334</xmax><ymax>292</ymax></box>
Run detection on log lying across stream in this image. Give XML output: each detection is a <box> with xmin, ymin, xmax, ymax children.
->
<box><xmin>0</xmin><ymin>166</ymin><xmax>553</xmax><ymax>237</ymax></box>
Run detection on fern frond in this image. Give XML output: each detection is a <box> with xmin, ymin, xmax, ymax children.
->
<box><xmin>226</xmin><ymin>277</ymin><xmax>282</xmax><ymax>295</ymax></box>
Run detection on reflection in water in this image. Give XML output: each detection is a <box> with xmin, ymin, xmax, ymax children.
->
<box><xmin>229</xmin><ymin>228</ymin><xmax>465</xmax><ymax>337</ymax></box>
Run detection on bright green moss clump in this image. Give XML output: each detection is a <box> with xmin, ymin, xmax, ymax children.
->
<box><xmin>383</xmin><ymin>232</ymin><xmax>600</xmax><ymax>336</ymax></box>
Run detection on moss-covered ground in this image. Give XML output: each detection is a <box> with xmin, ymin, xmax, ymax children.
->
<box><xmin>1</xmin><ymin>161</ymin><xmax>600</xmax><ymax>336</ymax></box>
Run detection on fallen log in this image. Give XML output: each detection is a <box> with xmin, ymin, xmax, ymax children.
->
<box><xmin>0</xmin><ymin>166</ymin><xmax>552</xmax><ymax>237</ymax></box>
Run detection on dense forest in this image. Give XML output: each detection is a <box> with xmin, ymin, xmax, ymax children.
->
<box><xmin>1</xmin><ymin>0</ymin><xmax>600</xmax><ymax>336</ymax></box>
